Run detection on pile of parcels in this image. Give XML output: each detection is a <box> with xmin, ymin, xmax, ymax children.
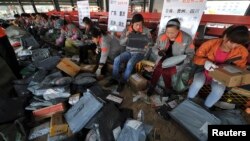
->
<box><xmin>128</xmin><ymin>61</ymin><xmax>250</xmax><ymax>141</ymax></box>
<box><xmin>1</xmin><ymin>43</ymin><xmax>154</xmax><ymax>141</ymax></box>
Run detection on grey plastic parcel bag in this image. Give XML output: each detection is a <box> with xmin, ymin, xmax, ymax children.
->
<box><xmin>117</xmin><ymin>119</ymin><xmax>153</xmax><ymax>141</ymax></box>
<box><xmin>168</xmin><ymin>99</ymin><xmax>221</xmax><ymax>141</ymax></box>
<box><xmin>65</xmin><ymin>89</ymin><xmax>103</xmax><ymax>133</ymax></box>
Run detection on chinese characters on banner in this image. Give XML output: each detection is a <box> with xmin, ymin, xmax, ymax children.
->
<box><xmin>108</xmin><ymin>0</ymin><xmax>129</xmax><ymax>32</ymax></box>
<box><xmin>159</xmin><ymin>0</ymin><xmax>206</xmax><ymax>38</ymax></box>
<box><xmin>77</xmin><ymin>0</ymin><xmax>90</xmax><ymax>27</ymax></box>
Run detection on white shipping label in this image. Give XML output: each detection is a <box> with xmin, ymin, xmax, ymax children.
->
<box><xmin>106</xmin><ymin>94</ymin><xmax>123</xmax><ymax>104</ymax></box>
<box><xmin>126</xmin><ymin>120</ymin><xmax>142</xmax><ymax>130</ymax></box>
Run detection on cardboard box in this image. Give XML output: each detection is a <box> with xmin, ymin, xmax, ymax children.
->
<box><xmin>80</xmin><ymin>64</ymin><xmax>96</xmax><ymax>73</ymax></box>
<box><xmin>33</xmin><ymin>103</ymin><xmax>65</xmax><ymax>120</ymax></box>
<box><xmin>209</xmin><ymin>65</ymin><xmax>250</xmax><ymax>87</ymax></box>
<box><xmin>50</xmin><ymin>113</ymin><xmax>68</xmax><ymax>137</ymax></box>
<box><xmin>242</xmin><ymin>70</ymin><xmax>250</xmax><ymax>85</ymax></box>
<box><xmin>57</xmin><ymin>58</ymin><xmax>81</xmax><ymax>77</ymax></box>
<box><xmin>129</xmin><ymin>73</ymin><xmax>148</xmax><ymax>91</ymax></box>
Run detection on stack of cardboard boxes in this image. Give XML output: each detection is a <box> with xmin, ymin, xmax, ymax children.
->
<box><xmin>209</xmin><ymin>65</ymin><xmax>250</xmax><ymax>87</ymax></box>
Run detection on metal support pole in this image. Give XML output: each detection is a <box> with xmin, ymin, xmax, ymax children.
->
<box><xmin>105</xmin><ymin>0</ymin><xmax>109</xmax><ymax>12</ymax></box>
<box><xmin>99</xmin><ymin>0</ymin><xmax>104</xmax><ymax>11</ymax></box>
<box><xmin>17</xmin><ymin>0</ymin><xmax>25</xmax><ymax>13</ymax></box>
<box><xmin>70</xmin><ymin>0</ymin><xmax>75</xmax><ymax>11</ymax></box>
<box><xmin>245</xmin><ymin>4</ymin><xmax>250</xmax><ymax>16</ymax></box>
<box><xmin>143</xmin><ymin>0</ymin><xmax>146</xmax><ymax>12</ymax></box>
<box><xmin>149</xmin><ymin>0</ymin><xmax>154</xmax><ymax>12</ymax></box>
<box><xmin>52</xmin><ymin>0</ymin><xmax>60</xmax><ymax>11</ymax></box>
<box><xmin>30</xmin><ymin>0</ymin><xmax>38</xmax><ymax>13</ymax></box>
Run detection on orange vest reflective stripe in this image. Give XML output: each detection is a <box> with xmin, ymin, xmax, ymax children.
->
<box><xmin>0</xmin><ymin>27</ymin><xmax>6</xmax><ymax>38</ymax></box>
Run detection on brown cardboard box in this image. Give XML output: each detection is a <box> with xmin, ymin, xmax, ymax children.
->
<box><xmin>129</xmin><ymin>73</ymin><xmax>147</xmax><ymax>91</ymax></box>
<box><xmin>242</xmin><ymin>70</ymin><xmax>250</xmax><ymax>85</ymax></box>
<box><xmin>80</xmin><ymin>64</ymin><xmax>96</xmax><ymax>73</ymax></box>
<box><xmin>50</xmin><ymin>113</ymin><xmax>68</xmax><ymax>137</ymax></box>
<box><xmin>209</xmin><ymin>65</ymin><xmax>249</xmax><ymax>87</ymax></box>
<box><xmin>56</xmin><ymin>58</ymin><xmax>81</xmax><ymax>77</ymax></box>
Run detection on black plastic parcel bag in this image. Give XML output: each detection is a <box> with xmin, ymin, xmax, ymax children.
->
<box><xmin>85</xmin><ymin>103</ymin><xmax>124</xmax><ymax>141</ymax></box>
<box><xmin>65</xmin><ymin>89</ymin><xmax>103</xmax><ymax>133</ymax></box>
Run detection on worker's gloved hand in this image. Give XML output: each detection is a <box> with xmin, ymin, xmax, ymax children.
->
<box><xmin>158</xmin><ymin>50</ymin><xmax>166</xmax><ymax>57</ymax></box>
<box><xmin>95</xmin><ymin>65</ymin><xmax>103</xmax><ymax>77</ymax></box>
<box><xmin>204</xmin><ymin>60</ymin><xmax>218</xmax><ymax>71</ymax></box>
<box><xmin>95</xmin><ymin>68</ymin><xmax>101</xmax><ymax>77</ymax></box>
<box><xmin>95</xmin><ymin>47</ymin><xmax>101</xmax><ymax>54</ymax></box>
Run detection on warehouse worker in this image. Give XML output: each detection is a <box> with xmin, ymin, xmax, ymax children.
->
<box><xmin>79</xmin><ymin>17</ymin><xmax>98</xmax><ymax>64</ymax></box>
<box><xmin>105</xmin><ymin>13</ymin><xmax>153</xmax><ymax>92</ymax></box>
<box><xmin>146</xmin><ymin>18</ymin><xmax>195</xmax><ymax>96</ymax></box>
<box><xmin>89</xmin><ymin>27</ymin><xmax>124</xmax><ymax>76</ymax></box>
<box><xmin>55</xmin><ymin>19</ymin><xmax>83</xmax><ymax>55</ymax></box>
<box><xmin>188</xmin><ymin>25</ymin><xmax>250</xmax><ymax>109</ymax></box>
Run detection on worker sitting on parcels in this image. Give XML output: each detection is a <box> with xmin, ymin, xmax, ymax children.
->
<box><xmin>187</xmin><ymin>25</ymin><xmax>250</xmax><ymax>109</ymax></box>
<box><xmin>36</xmin><ymin>13</ymin><xmax>51</xmax><ymax>36</ymax></box>
<box><xmin>55</xmin><ymin>19</ymin><xmax>83</xmax><ymax>56</ymax></box>
<box><xmin>146</xmin><ymin>18</ymin><xmax>195</xmax><ymax>96</ymax></box>
<box><xmin>13</xmin><ymin>14</ymin><xmax>25</xmax><ymax>28</ymax></box>
<box><xmin>88</xmin><ymin>27</ymin><xmax>124</xmax><ymax>77</ymax></box>
<box><xmin>42</xmin><ymin>15</ymin><xmax>61</xmax><ymax>43</ymax></box>
<box><xmin>79</xmin><ymin>17</ymin><xmax>98</xmax><ymax>64</ymax></box>
<box><xmin>105</xmin><ymin>13</ymin><xmax>153</xmax><ymax>92</ymax></box>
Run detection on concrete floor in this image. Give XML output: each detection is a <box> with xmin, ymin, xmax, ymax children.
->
<box><xmin>99</xmin><ymin>76</ymin><xmax>195</xmax><ymax>141</ymax></box>
<box><xmin>99</xmin><ymin>76</ymin><xmax>250</xmax><ymax>141</ymax></box>
<box><xmin>119</xmin><ymin>85</ymin><xmax>195</xmax><ymax>141</ymax></box>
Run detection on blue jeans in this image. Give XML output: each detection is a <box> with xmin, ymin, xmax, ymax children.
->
<box><xmin>187</xmin><ymin>72</ymin><xmax>226</xmax><ymax>108</ymax></box>
<box><xmin>112</xmin><ymin>51</ymin><xmax>144</xmax><ymax>82</ymax></box>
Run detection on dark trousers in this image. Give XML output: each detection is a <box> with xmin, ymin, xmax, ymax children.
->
<box><xmin>150</xmin><ymin>59</ymin><xmax>177</xmax><ymax>89</ymax></box>
<box><xmin>79</xmin><ymin>43</ymin><xmax>97</xmax><ymax>63</ymax></box>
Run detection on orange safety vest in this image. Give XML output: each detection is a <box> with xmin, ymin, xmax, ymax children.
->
<box><xmin>0</xmin><ymin>27</ymin><xmax>6</xmax><ymax>38</ymax></box>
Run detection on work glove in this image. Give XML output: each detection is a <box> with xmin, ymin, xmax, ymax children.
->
<box><xmin>95</xmin><ymin>68</ymin><xmax>101</xmax><ymax>77</ymax></box>
<box><xmin>95</xmin><ymin>65</ymin><xmax>103</xmax><ymax>77</ymax></box>
<box><xmin>158</xmin><ymin>49</ymin><xmax>166</xmax><ymax>57</ymax></box>
<box><xmin>95</xmin><ymin>47</ymin><xmax>101</xmax><ymax>54</ymax></box>
<box><xmin>204</xmin><ymin>60</ymin><xmax>218</xmax><ymax>71</ymax></box>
